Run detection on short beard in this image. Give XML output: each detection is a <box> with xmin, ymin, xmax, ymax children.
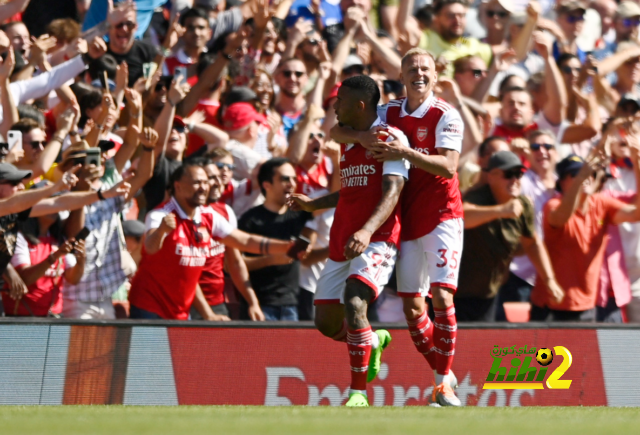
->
<box><xmin>281</xmin><ymin>88</ymin><xmax>299</xmax><ymax>98</ymax></box>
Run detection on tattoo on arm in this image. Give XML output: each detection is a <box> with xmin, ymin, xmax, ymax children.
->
<box><xmin>362</xmin><ymin>175</ymin><xmax>405</xmax><ymax>233</ymax></box>
<box><xmin>311</xmin><ymin>191</ymin><xmax>340</xmax><ymax>210</ymax></box>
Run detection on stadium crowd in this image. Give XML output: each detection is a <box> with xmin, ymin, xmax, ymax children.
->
<box><xmin>0</xmin><ymin>0</ymin><xmax>640</xmax><ymax>324</ymax></box>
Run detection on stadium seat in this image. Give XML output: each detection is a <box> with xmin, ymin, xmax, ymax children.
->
<box><xmin>503</xmin><ymin>302</ymin><xmax>531</xmax><ymax>323</ymax></box>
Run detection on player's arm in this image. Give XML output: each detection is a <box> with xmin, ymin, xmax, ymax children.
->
<box><xmin>330</xmin><ymin>124</ymin><xmax>384</xmax><ymax>150</ymax></box>
<box><xmin>144</xmin><ymin>213</ymin><xmax>176</xmax><ymax>255</ymax></box>
<box><xmin>344</xmin><ymin>174</ymin><xmax>405</xmax><ymax>260</ymax></box>
<box><xmin>288</xmin><ymin>191</ymin><xmax>340</xmax><ymax>212</ymax></box>
<box><xmin>225</xmin><ymin>248</ymin><xmax>264</xmax><ymax>321</ymax></box>
<box><xmin>462</xmin><ymin>199</ymin><xmax>523</xmax><ymax>229</ymax></box>
<box><xmin>192</xmin><ymin>284</ymin><xmax>230</xmax><ymax>321</ymax></box>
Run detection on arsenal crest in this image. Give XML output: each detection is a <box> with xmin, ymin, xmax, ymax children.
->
<box><xmin>365</xmin><ymin>150</ymin><xmax>373</xmax><ymax>159</ymax></box>
<box><xmin>417</xmin><ymin>127</ymin><xmax>428</xmax><ymax>141</ymax></box>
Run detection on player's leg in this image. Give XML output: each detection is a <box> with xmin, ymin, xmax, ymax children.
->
<box><xmin>314</xmin><ymin>259</ymin><xmax>349</xmax><ymax>341</ymax></box>
<box><xmin>424</xmin><ymin>218</ymin><xmax>463</xmax><ymax>407</ymax></box>
<box><xmin>397</xmin><ymin>240</ymin><xmax>438</xmax><ymax>371</ymax></box>
<box><xmin>343</xmin><ymin>278</ymin><xmax>376</xmax><ymax>407</ymax></box>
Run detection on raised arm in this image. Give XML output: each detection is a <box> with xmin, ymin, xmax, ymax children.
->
<box><xmin>30</xmin><ymin>180</ymin><xmax>130</xmax><ymax>217</ymax></box>
<box><xmin>113</xmin><ymin>88</ymin><xmax>143</xmax><ymax>174</ymax></box>
<box><xmin>533</xmin><ymin>31</ymin><xmax>567</xmax><ymax>126</ymax></box>
<box><xmin>512</xmin><ymin>2</ymin><xmax>539</xmax><ymax>62</ymax></box>
<box><xmin>220</xmin><ymin>229</ymin><xmax>293</xmax><ymax>254</ymax></box>
<box><xmin>344</xmin><ymin>174</ymin><xmax>404</xmax><ymax>260</ymax></box>
<box><xmin>179</xmin><ymin>51</ymin><xmax>230</xmax><ymax>117</ymax></box>
<box><xmin>0</xmin><ymin>172</ymin><xmax>75</xmax><ymax>218</ymax></box>
<box><xmin>183</xmin><ymin>111</ymin><xmax>229</xmax><ymax>150</ymax></box>
<box><xmin>0</xmin><ymin>48</ymin><xmax>17</xmax><ymax>138</ymax></box>
<box><xmin>125</xmin><ymin>129</ymin><xmax>157</xmax><ymax>203</ymax></box>
<box><xmin>359</xmin><ymin>18</ymin><xmax>401</xmax><ymax>78</ymax></box>
<box><xmin>0</xmin><ymin>0</ymin><xmax>31</xmax><ymax>22</ymax></box>
<box><xmin>155</xmin><ymin>79</ymin><xmax>189</xmax><ymax>159</ymax></box>
<box><xmin>286</xmin><ymin>105</ymin><xmax>325</xmax><ymax>165</ymax></box>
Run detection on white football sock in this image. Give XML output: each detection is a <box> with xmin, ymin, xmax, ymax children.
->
<box><xmin>370</xmin><ymin>330</ymin><xmax>380</xmax><ymax>349</ymax></box>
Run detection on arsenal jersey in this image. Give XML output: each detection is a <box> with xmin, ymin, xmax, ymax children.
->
<box><xmin>330</xmin><ymin>117</ymin><xmax>410</xmax><ymax>262</ymax></box>
<box><xmin>129</xmin><ymin>197</ymin><xmax>233</xmax><ymax>319</ymax></box>
<box><xmin>379</xmin><ymin>94</ymin><xmax>464</xmax><ymax>241</ymax></box>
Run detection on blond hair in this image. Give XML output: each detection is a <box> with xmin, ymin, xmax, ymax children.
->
<box><xmin>401</xmin><ymin>48</ymin><xmax>436</xmax><ymax>69</ymax></box>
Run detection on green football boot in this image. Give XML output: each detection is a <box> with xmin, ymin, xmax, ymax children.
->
<box><xmin>345</xmin><ymin>392</ymin><xmax>369</xmax><ymax>407</ymax></box>
<box><xmin>367</xmin><ymin>329</ymin><xmax>392</xmax><ymax>382</ymax></box>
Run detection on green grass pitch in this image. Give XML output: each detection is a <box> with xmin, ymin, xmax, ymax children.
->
<box><xmin>1</xmin><ymin>406</ymin><xmax>639</xmax><ymax>435</ymax></box>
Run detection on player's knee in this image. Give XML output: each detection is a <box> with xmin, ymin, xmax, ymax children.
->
<box><xmin>431</xmin><ymin>286</ymin><xmax>454</xmax><ymax>307</ymax></box>
<box><xmin>402</xmin><ymin>297</ymin><xmax>425</xmax><ymax>320</ymax></box>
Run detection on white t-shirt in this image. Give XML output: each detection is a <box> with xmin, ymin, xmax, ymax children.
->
<box><xmin>225</xmin><ymin>139</ymin><xmax>264</xmax><ymax>181</ymax></box>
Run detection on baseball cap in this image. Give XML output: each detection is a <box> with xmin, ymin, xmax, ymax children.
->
<box><xmin>343</xmin><ymin>54</ymin><xmax>364</xmax><ymax>71</ymax></box>
<box><xmin>482</xmin><ymin>0</ymin><xmax>515</xmax><ymax>14</ymax></box>
<box><xmin>0</xmin><ymin>163</ymin><xmax>32</xmax><ymax>183</ymax></box>
<box><xmin>618</xmin><ymin>1</ymin><xmax>640</xmax><ymax>18</ymax></box>
<box><xmin>556</xmin><ymin>0</ymin><xmax>588</xmax><ymax>13</ymax></box>
<box><xmin>556</xmin><ymin>154</ymin><xmax>585</xmax><ymax>179</ymax></box>
<box><xmin>619</xmin><ymin>92</ymin><xmax>640</xmax><ymax>109</ymax></box>
<box><xmin>223</xmin><ymin>102</ymin><xmax>266</xmax><ymax>131</ymax></box>
<box><xmin>486</xmin><ymin>151</ymin><xmax>526</xmax><ymax>172</ymax></box>
<box><xmin>123</xmin><ymin>219</ymin><xmax>146</xmax><ymax>238</ymax></box>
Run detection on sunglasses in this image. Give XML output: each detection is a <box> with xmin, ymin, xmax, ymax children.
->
<box><xmin>306</xmin><ymin>38</ymin><xmax>319</xmax><ymax>46</ymax></box>
<box><xmin>503</xmin><ymin>169</ymin><xmax>525</xmax><ymax>180</ymax></box>
<box><xmin>466</xmin><ymin>68</ymin><xmax>487</xmax><ymax>78</ymax></box>
<box><xmin>155</xmin><ymin>82</ymin><xmax>169</xmax><ymax>92</ymax></box>
<box><xmin>115</xmin><ymin>21</ymin><xmax>136</xmax><ymax>30</ymax></box>
<box><xmin>173</xmin><ymin>125</ymin><xmax>186</xmax><ymax>133</ymax></box>
<box><xmin>29</xmin><ymin>140</ymin><xmax>46</xmax><ymax>148</ymax></box>
<box><xmin>309</xmin><ymin>132</ymin><xmax>325</xmax><ymax>140</ymax></box>
<box><xmin>282</xmin><ymin>70</ymin><xmax>305</xmax><ymax>78</ymax></box>
<box><xmin>215</xmin><ymin>162</ymin><xmax>236</xmax><ymax>171</ymax></box>
<box><xmin>565</xmin><ymin>14</ymin><xmax>585</xmax><ymax>24</ymax></box>
<box><xmin>530</xmin><ymin>143</ymin><xmax>554</xmax><ymax>151</ymax></box>
<box><xmin>561</xmin><ymin>66</ymin><xmax>581</xmax><ymax>74</ymax></box>
<box><xmin>486</xmin><ymin>10</ymin><xmax>509</xmax><ymax>19</ymax></box>
<box><xmin>623</xmin><ymin>18</ymin><xmax>640</xmax><ymax>28</ymax></box>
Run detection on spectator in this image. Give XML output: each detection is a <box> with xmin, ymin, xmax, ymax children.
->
<box><xmin>3</xmin><ymin>194</ymin><xmax>86</xmax><ymax>317</ymax></box>
<box><xmin>417</xmin><ymin>0</ymin><xmax>492</xmax><ymax>77</ymax></box>
<box><xmin>552</xmin><ymin>1</ymin><xmax>589</xmax><ymax>63</ymax></box>
<box><xmin>221</xmin><ymin>102</ymin><xmax>266</xmax><ymax>181</ymax></box>
<box><xmin>128</xmin><ymin>159</ymin><xmax>294</xmax><ymax>320</ymax></box>
<box><xmin>191</xmin><ymin>157</ymin><xmax>264</xmax><ymax>321</ymax></box>
<box><xmin>530</xmin><ymin>142</ymin><xmax>640</xmax><ymax>321</ymax></box>
<box><xmin>274</xmin><ymin>58</ymin><xmax>308</xmax><ymax>137</ymax></box>
<box><xmin>105</xmin><ymin>2</ymin><xmax>160</xmax><ymax>86</ymax></box>
<box><xmin>458</xmin><ymin>151</ymin><xmax>563</xmax><ymax>321</ymax></box>
<box><xmin>593</xmin><ymin>1</ymin><xmax>640</xmax><ymax>65</ymax></box>
<box><xmin>238</xmin><ymin>158</ymin><xmax>314</xmax><ymax>321</ymax></box>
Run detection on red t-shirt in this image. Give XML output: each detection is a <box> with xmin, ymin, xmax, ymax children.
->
<box><xmin>296</xmin><ymin>157</ymin><xmax>332</xmax><ymax>196</ymax></box>
<box><xmin>2</xmin><ymin>234</ymin><xmax>67</xmax><ymax>316</ymax></box>
<box><xmin>129</xmin><ymin>197</ymin><xmax>234</xmax><ymax>319</ymax></box>
<box><xmin>199</xmin><ymin>202</ymin><xmax>237</xmax><ymax>307</ymax></box>
<box><xmin>380</xmin><ymin>96</ymin><xmax>464</xmax><ymax>241</ymax></box>
<box><xmin>330</xmin><ymin>119</ymin><xmax>410</xmax><ymax>262</ymax></box>
<box><xmin>531</xmin><ymin>194</ymin><xmax>626</xmax><ymax>311</ymax></box>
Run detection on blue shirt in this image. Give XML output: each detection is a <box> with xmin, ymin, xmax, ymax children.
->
<box><xmin>82</xmin><ymin>0</ymin><xmax>167</xmax><ymax>40</ymax></box>
<box><xmin>285</xmin><ymin>0</ymin><xmax>343</xmax><ymax>28</ymax></box>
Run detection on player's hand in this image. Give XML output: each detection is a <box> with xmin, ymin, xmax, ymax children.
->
<box><xmin>248</xmin><ymin>303</ymin><xmax>265</xmax><ymax>321</ymax></box>
<box><xmin>159</xmin><ymin>213</ymin><xmax>177</xmax><ymax>234</ymax></box>
<box><xmin>5</xmin><ymin>266</ymin><xmax>28</xmax><ymax>301</ymax></box>
<box><xmin>269</xmin><ymin>254</ymin><xmax>295</xmax><ymax>266</ymax></box>
<box><xmin>500</xmin><ymin>198</ymin><xmax>524</xmax><ymax>219</ymax></box>
<box><xmin>287</xmin><ymin>193</ymin><xmax>316</xmax><ymax>212</ymax></box>
<box><xmin>72</xmin><ymin>239</ymin><xmax>86</xmax><ymax>260</ymax></box>
<box><xmin>547</xmin><ymin>278</ymin><xmax>565</xmax><ymax>305</ymax></box>
<box><xmin>369</xmin><ymin>131</ymin><xmax>407</xmax><ymax>162</ymax></box>
<box><xmin>206</xmin><ymin>313</ymin><xmax>231</xmax><ymax>321</ymax></box>
<box><xmin>357</xmin><ymin>126</ymin><xmax>386</xmax><ymax>150</ymax></box>
<box><xmin>344</xmin><ymin>229</ymin><xmax>372</xmax><ymax>260</ymax></box>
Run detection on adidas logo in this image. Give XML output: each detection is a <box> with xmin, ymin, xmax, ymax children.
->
<box><xmin>340</xmin><ymin>154</ymin><xmax>345</xmax><ymax>162</ymax></box>
<box><xmin>447</xmin><ymin>272</ymin><xmax>455</xmax><ymax>279</ymax></box>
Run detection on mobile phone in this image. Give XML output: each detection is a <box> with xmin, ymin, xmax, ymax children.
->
<box><xmin>75</xmin><ymin>227</ymin><xmax>90</xmax><ymax>241</ymax></box>
<box><xmin>143</xmin><ymin>62</ymin><xmax>158</xmax><ymax>80</ymax></box>
<box><xmin>85</xmin><ymin>147</ymin><xmax>101</xmax><ymax>167</ymax></box>
<box><xmin>8</xmin><ymin>130</ymin><xmax>22</xmax><ymax>151</ymax></box>
<box><xmin>286</xmin><ymin>235</ymin><xmax>311</xmax><ymax>259</ymax></box>
<box><xmin>174</xmin><ymin>66</ymin><xmax>188</xmax><ymax>84</ymax></box>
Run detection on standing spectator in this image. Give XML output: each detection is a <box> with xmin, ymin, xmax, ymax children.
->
<box><xmin>128</xmin><ymin>160</ymin><xmax>294</xmax><ymax>320</ymax></box>
<box><xmin>274</xmin><ymin>58</ymin><xmax>308</xmax><ymax>137</ymax></box>
<box><xmin>105</xmin><ymin>2</ymin><xmax>160</xmax><ymax>85</ymax></box>
<box><xmin>238</xmin><ymin>158</ymin><xmax>314</xmax><ymax>321</ymax></box>
<box><xmin>552</xmin><ymin>1</ymin><xmax>589</xmax><ymax>63</ymax></box>
<box><xmin>3</xmin><ymin>204</ymin><xmax>86</xmax><ymax>317</ymax></box>
<box><xmin>222</xmin><ymin>102</ymin><xmax>266</xmax><ymax>181</ymax></box>
<box><xmin>498</xmin><ymin>132</ymin><xmax>559</xmax><ymax>321</ymax></box>
<box><xmin>458</xmin><ymin>151</ymin><xmax>563</xmax><ymax>321</ymax></box>
<box><xmin>417</xmin><ymin>0</ymin><xmax>492</xmax><ymax>76</ymax></box>
<box><xmin>530</xmin><ymin>144</ymin><xmax>640</xmax><ymax>321</ymax></box>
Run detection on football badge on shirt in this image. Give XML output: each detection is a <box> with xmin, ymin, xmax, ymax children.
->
<box><xmin>417</xmin><ymin>127</ymin><xmax>428</xmax><ymax>141</ymax></box>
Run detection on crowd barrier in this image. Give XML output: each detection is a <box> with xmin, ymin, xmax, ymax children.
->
<box><xmin>0</xmin><ymin>319</ymin><xmax>638</xmax><ymax>406</ymax></box>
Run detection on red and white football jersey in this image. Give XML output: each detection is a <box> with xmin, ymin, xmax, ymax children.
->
<box><xmin>163</xmin><ymin>49</ymin><xmax>200</xmax><ymax>86</ymax></box>
<box><xmin>379</xmin><ymin>94</ymin><xmax>464</xmax><ymax>241</ymax></box>
<box><xmin>220</xmin><ymin>178</ymin><xmax>263</xmax><ymax>217</ymax></box>
<box><xmin>198</xmin><ymin>202</ymin><xmax>238</xmax><ymax>307</ymax></box>
<box><xmin>129</xmin><ymin>197</ymin><xmax>233</xmax><ymax>320</ymax></box>
<box><xmin>330</xmin><ymin>117</ymin><xmax>410</xmax><ymax>262</ymax></box>
<box><xmin>296</xmin><ymin>156</ymin><xmax>333</xmax><ymax>196</ymax></box>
